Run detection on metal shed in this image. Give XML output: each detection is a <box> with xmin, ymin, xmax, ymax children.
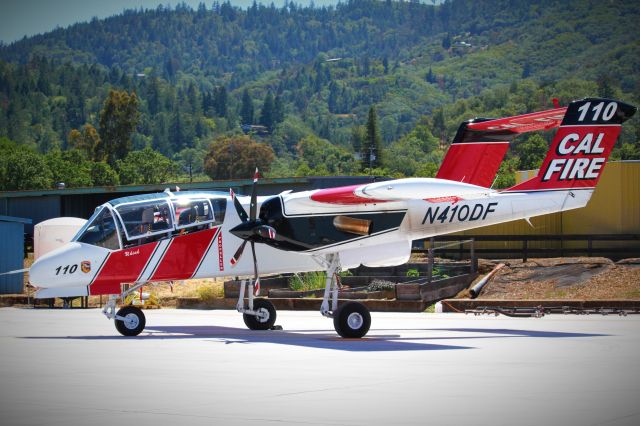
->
<box><xmin>0</xmin><ymin>215</ymin><xmax>31</xmax><ymax>294</ymax></box>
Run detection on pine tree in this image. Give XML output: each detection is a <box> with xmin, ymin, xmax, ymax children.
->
<box><xmin>240</xmin><ymin>88</ymin><xmax>254</xmax><ymax>125</ymax></box>
<box><xmin>260</xmin><ymin>91</ymin><xmax>275</xmax><ymax>131</ymax></box>
<box><xmin>273</xmin><ymin>94</ymin><xmax>285</xmax><ymax>125</ymax></box>
<box><xmin>214</xmin><ymin>86</ymin><xmax>228</xmax><ymax>117</ymax></box>
<box><xmin>364</xmin><ymin>106</ymin><xmax>383</xmax><ymax>169</ymax></box>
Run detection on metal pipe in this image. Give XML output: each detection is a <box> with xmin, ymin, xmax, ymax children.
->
<box><xmin>469</xmin><ymin>263</ymin><xmax>505</xmax><ymax>299</ymax></box>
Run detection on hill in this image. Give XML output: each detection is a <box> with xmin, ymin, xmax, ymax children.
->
<box><xmin>0</xmin><ymin>0</ymin><xmax>639</xmax><ymax>189</ymax></box>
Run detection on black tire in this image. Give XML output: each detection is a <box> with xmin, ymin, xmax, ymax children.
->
<box><xmin>243</xmin><ymin>299</ymin><xmax>277</xmax><ymax>330</ymax></box>
<box><xmin>333</xmin><ymin>301</ymin><xmax>371</xmax><ymax>338</ymax></box>
<box><xmin>115</xmin><ymin>306</ymin><xmax>146</xmax><ymax>336</ymax></box>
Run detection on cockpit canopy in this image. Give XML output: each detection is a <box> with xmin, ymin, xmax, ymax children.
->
<box><xmin>74</xmin><ymin>193</ymin><xmax>227</xmax><ymax>250</ymax></box>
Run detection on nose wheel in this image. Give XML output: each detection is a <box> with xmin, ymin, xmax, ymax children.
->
<box><xmin>243</xmin><ymin>298</ymin><xmax>277</xmax><ymax>330</ymax></box>
<box><xmin>114</xmin><ymin>306</ymin><xmax>146</xmax><ymax>336</ymax></box>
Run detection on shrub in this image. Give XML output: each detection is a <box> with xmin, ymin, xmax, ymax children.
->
<box><xmin>289</xmin><ymin>271</ymin><xmax>327</xmax><ymax>291</ymax></box>
<box><xmin>406</xmin><ymin>268</ymin><xmax>420</xmax><ymax>277</ymax></box>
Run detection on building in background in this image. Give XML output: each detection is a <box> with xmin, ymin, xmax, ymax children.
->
<box><xmin>0</xmin><ymin>215</ymin><xmax>31</xmax><ymax>294</ymax></box>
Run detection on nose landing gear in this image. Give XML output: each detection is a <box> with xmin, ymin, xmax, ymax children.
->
<box><xmin>102</xmin><ymin>283</ymin><xmax>148</xmax><ymax>337</ymax></box>
<box><xmin>114</xmin><ymin>306</ymin><xmax>146</xmax><ymax>336</ymax></box>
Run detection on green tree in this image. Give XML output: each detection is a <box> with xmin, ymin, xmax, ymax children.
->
<box><xmin>44</xmin><ymin>149</ymin><xmax>93</xmax><ymax>187</ymax></box>
<box><xmin>613</xmin><ymin>142</ymin><xmax>640</xmax><ymax>160</ymax></box>
<box><xmin>296</xmin><ymin>136</ymin><xmax>359</xmax><ymax>175</ymax></box>
<box><xmin>517</xmin><ymin>134</ymin><xmax>548</xmax><ymax>170</ymax></box>
<box><xmin>96</xmin><ymin>90</ymin><xmax>140</xmax><ymax>166</ymax></box>
<box><xmin>493</xmin><ymin>157</ymin><xmax>519</xmax><ymax>189</ymax></box>
<box><xmin>68</xmin><ymin>124</ymin><xmax>101</xmax><ymax>160</ymax></box>
<box><xmin>259</xmin><ymin>91</ymin><xmax>275</xmax><ymax>131</ymax></box>
<box><xmin>174</xmin><ymin>147</ymin><xmax>204</xmax><ymax>182</ymax></box>
<box><xmin>203</xmin><ymin>135</ymin><xmax>275</xmax><ymax>180</ymax></box>
<box><xmin>91</xmin><ymin>162</ymin><xmax>120</xmax><ymax>186</ymax></box>
<box><xmin>384</xmin><ymin>122</ymin><xmax>441</xmax><ymax>176</ymax></box>
<box><xmin>351</xmin><ymin>125</ymin><xmax>366</xmax><ymax>160</ymax></box>
<box><xmin>116</xmin><ymin>147</ymin><xmax>178</xmax><ymax>184</ymax></box>
<box><xmin>273</xmin><ymin>94</ymin><xmax>285</xmax><ymax>125</ymax></box>
<box><xmin>214</xmin><ymin>86</ymin><xmax>228</xmax><ymax>117</ymax></box>
<box><xmin>0</xmin><ymin>147</ymin><xmax>52</xmax><ymax>190</ymax></box>
<box><xmin>240</xmin><ymin>88</ymin><xmax>254</xmax><ymax>125</ymax></box>
<box><xmin>363</xmin><ymin>106</ymin><xmax>383</xmax><ymax>169</ymax></box>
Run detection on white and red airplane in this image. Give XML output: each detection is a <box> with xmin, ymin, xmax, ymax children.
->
<box><xmin>17</xmin><ymin>97</ymin><xmax>637</xmax><ymax>337</ymax></box>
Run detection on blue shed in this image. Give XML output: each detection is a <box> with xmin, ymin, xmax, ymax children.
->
<box><xmin>0</xmin><ymin>215</ymin><xmax>31</xmax><ymax>294</ymax></box>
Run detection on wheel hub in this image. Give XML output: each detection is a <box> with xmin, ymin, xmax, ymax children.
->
<box><xmin>256</xmin><ymin>307</ymin><xmax>270</xmax><ymax>323</ymax></box>
<box><xmin>347</xmin><ymin>312</ymin><xmax>364</xmax><ymax>330</ymax></box>
<box><xmin>124</xmin><ymin>313</ymin><xmax>140</xmax><ymax>330</ymax></box>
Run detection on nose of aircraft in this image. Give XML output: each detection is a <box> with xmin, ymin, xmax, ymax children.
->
<box><xmin>29</xmin><ymin>242</ymin><xmax>108</xmax><ymax>290</ymax></box>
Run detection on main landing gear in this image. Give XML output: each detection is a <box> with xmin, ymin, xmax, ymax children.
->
<box><xmin>320</xmin><ymin>254</ymin><xmax>371</xmax><ymax>338</ymax></box>
<box><xmin>103</xmin><ymin>282</ymin><xmax>148</xmax><ymax>337</ymax></box>
<box><xmin>236</xmin><ymin>254</ymin><xmax>372</xmax><ymax>338</ymax></box>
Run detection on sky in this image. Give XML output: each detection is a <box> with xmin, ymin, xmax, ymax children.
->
<box><xmin>0</xmin><ymin>0</ymin><xmax>341</xmax><ymax>44</ymax></box>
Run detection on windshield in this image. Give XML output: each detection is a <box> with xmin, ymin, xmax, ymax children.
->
<box><xmin>75</xmin><ymin>206</ymin><xmax>121</xmax><ymax>250</ymax></box>
<box><xmin>115</xmin><ymin>199</ymin><xmax>173</xmax><ymax>241</ymax></box>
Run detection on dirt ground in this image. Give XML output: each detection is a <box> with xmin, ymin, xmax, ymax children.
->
<box><xmin>474</xmin><ymin>257</ymin><xmax>640</xmax><ymax>300</ymax></box>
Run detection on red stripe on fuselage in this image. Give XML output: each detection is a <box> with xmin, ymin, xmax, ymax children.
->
<box><xmin>149</xmin><ymin>228</ymin><xmax>217</xmax><ymax>281</ymax></box>
<box><xmin>89</xmin><ymin>243</ymin><xmax>159</xmax><ymax>295</ymax></box>
<box><xmin>310</xmin><ymin>185</ymin><xmax>389</xmax><ymax>205</ymax></box>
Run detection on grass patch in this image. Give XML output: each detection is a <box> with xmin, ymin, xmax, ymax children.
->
<box><xmin>623</xmin><ymin>289</ymin><xmax>640</xmax><ymax>299</ymax></box>
<box><xmin>424</xmin><ymin>303</ymin><xmax>436</xmax><ymax>313</ymax></box>
<box><xmin>289</xmin><ymin>271</ymin><xmax>327</xmax><ymax>291</ymax></box>
<box><xmin>196</xmin><ymin>282</ymin><xmax>224</xmax><ymax>301</ymax></box>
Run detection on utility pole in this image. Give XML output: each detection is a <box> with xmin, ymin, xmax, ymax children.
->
<box><xmin>368</xmin><ymin>145</ymin><xmax>376</xmax><ymax>175</ymax></box>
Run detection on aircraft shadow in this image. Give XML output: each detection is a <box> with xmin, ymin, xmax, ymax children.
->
<box><xmin>20</xmin><ymin>325</ymin><xmax>607</xmax><ymax>352</ymax></box>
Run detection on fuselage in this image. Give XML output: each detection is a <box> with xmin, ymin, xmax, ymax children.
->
<box><xmin>29</xmin><ymin>178</ymin><xmax>591</xmax><ymax>298</ymax></box>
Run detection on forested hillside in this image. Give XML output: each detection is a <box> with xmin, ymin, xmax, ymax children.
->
<box><xmin>1</xmin><ymin>0</ymin><xmax>639</xmax><ymax>190</ymax></box>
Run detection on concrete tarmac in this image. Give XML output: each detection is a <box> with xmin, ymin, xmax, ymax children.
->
<box><xmin>1</xmin><ymin>307</ymin><xmax>639</xmax><ymax>426</ymax></box>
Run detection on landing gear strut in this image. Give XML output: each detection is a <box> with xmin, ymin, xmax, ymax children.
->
<box><xmin>319</xmin><ymin>254</ymin><xmax>371</xmax><ymax>338</ymax></box>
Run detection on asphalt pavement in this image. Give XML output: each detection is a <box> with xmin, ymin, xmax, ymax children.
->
<box><xmin>1</xmin><ymin>307</ymin><xmax>639</xmax><ymax>426</ymax></box>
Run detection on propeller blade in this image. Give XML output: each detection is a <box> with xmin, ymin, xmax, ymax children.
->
<box><xmin>254</xmin><ymin>225</ymin><xmax>276</xmax><ymax>240</ymax></box>
<box><xmin>250</xmin><ymin>168</ymin><xmax>259</xmax><ymax>221</ymax></box>
<box><xmin>230</xmin><ymin>240</ymin><xmax>247</xmax><ymax>266</ymax></box>
<box><xmin>230</xmin><ymin>188</ymin><xmax>249</xmax><ymax>223</ymax></box>
<box><xmin>250</xmin><ymin>241</ymin><xmax>260</xmax><ymax>296</ymax></box>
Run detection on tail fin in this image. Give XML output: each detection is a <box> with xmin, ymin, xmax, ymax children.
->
<box><xmin>504</xmin><ymin>98</ymin><xmax>636</xmax><ymax>192</ymax></box>
<box><xmin>436</xmin><ymin>106</ymin><xmax>567</xmax><ymax>187</ymax></box>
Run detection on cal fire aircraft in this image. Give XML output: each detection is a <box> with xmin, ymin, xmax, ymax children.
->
<box><xmin>14</xmin><ymin>97</ymin><xmax>637</xmax><ymax>337</ymax></box>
